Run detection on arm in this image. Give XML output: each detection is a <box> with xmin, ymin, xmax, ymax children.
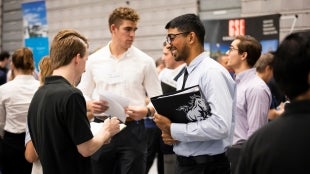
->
<box><xmin>246</xmin><ymin>87</ymin><xmax>271</xmax><ymax>137</ymax></box>
<box><xmin>77</xmin><ymin>117</ymin><xmax>120</xmax><ymax>157</ymax></box>
<box><xmin>268</xmin><ymin>102</ymin><xmax>285</xmax><ymax>121</ymax></box>
<box><xmin>125</xmin><ymin>59</ymin><xmax>162</xmax><ymax>120</ymax></box>
<box><xmin>154</xmin><ymin>113</ymin><xmax>179</xmax><ymax>145</ymax></box>
<box><xmin>24</xmin><ymin>124</ymin><xmax>38</xmax><ymax>163</ymax></box>
<box><xmin>170</xmin><ymin>70</ymin><xmax>234</xmax><ymax>142</ymax></box>
<box><xmin>0</xmin><ymin>92</ymin><xmax>6</xmax><ymax>138</ymax></box>
<box><xmin>25</xmin><ymin>141</ymin><xmax>39</xmax><ymax>163</ymax></box>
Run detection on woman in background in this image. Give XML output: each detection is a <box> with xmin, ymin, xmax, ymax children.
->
<box><xmin>0</xmin><ymin>47</ymin><xmax>40</xmax><ymax>174</ymax></box>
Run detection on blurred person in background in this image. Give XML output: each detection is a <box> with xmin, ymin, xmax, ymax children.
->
<box><xmin>226</xmin><ymin>35</ymin><xmax>271</xmax><ymax>174</ymax></box>
<box><xmin>0</xmin><ymin>51</ymin><xmax>10</xmax><ymax>85</ymax></box>
<box><xmin>0</xmin><ymin>47</ymin><xmax>40</xmax><ymax>174</ymax></box>
<box><xmin>236</xmin><ymin>30</ymin><xmax>310</xmax><ymax>174</ymax></box>
<box><xmin>255</xmin><ymin>52</ymin><xmax>287</xmax><ymax>121</ymax></box>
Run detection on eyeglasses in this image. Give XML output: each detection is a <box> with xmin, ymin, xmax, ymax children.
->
<box><xmin>166</xmin><ymin>32</ymin><xmax>189</xmax><ymax>44</ymax></box>
<box><xmin>227</xmin><ymin>46</ymin><xmax>239</xmax><ymax>53</ymax></box>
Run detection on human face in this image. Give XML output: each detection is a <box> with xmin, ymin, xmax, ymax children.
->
<box><xmin>161</xmin><ymin>43</ymin><xmax>178</xmax><ymax>69</ymax></box>
<box><xmin>226</xmin><ymin>39</ymin><xmax>243</xmax><ymax>72</ymax></box>
<box><xmin>166</xmin><ymin>28</ymin><xmax>190</xmax><ymax>62</ymax></box>
<box><xmin>112</xmin><ymin>20</ymin><xmax>137</xmax><ymax>50</ymax></box>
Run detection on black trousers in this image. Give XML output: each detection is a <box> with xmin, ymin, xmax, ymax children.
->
<box><xmin>2</xmin><ymin>131</ymin><xmax>32</xmax><ymax>174</ymax></box>
<box><xmin>145</xmin><ymin>126</ymin><xmax>164</xmax><ymax>174</ymax></box>
<box><xmin>91</xmin><ymin>120</ymin><xmax>146</xmax><ymax>174</ymax></box>
<box><xmin>226</xmin><ymin>143</ymin><xmax>244</xmax><ymax>174</ymax></box>
<box><xmin>176</xmin><ymin>153</ymin><xmax>230</xmax><ymax>174</ymax></box>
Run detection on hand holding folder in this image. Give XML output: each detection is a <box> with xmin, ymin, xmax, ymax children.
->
<box><xmin>150</xmin><ymin>85</ymin><xmax>211</xmax><ymax>123</ymax></box>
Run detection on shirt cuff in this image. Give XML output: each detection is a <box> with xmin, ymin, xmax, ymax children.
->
<box><xmin>171</xmin><ymin>123</ymin><xmax>187</xmax><ymax>141</ymax></box>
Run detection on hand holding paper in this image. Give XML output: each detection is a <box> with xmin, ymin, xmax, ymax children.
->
<box><xmin>98</xmin><ymin>91</ymin><xmax>130</xmax><ymax>123</ymax></box>
<box><xmin>88</xmin><ymin>100</ymin><xmax>109</xmax><ymax>114</ymax></box>
<box><xmin>90</xmin><ymin>121</ymin><xmax>127</xmax><ymax>135</ymax></box>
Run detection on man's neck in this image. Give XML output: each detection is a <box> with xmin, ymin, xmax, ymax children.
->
<box><xmin>233</xmin><ymin>63</ymin><xmax>251</xmax><ymax>75</ymax></box>
<box><xmin>109</xmin><ymin>42</ymin><xmax>128</xmax><ymax>58</ymax></box>
<box><xmin>52</xmin><ymin>66</ymin><xmax>76</xmax><ymax>86</ymax></box>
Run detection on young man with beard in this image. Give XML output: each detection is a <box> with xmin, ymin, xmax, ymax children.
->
<box><xmin>154</xmin><ymin>14</ymin><xmax>235</xmax><ymax>174</ymax></box>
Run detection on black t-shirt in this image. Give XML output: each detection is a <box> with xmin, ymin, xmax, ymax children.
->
<box><xmin>28</xmin><ymin>76</ymin><xmax>93</xmax><ymax>174</ymax></box>
<box><xmin>236</xmin><ymin>100</ymin><xmax>310</xmax><ymax>174</ymax></box>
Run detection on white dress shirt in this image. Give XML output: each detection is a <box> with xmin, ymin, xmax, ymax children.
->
<box><xmin>0</xmin><ymin>75</ymin><xmax>40</xmax><ymax>136</ymax></box>
<box><xmin>158</xmin><ymin>64</ymin><xmax>186</xmax><ymax>88</ymax></box>
<box><xmin>78</xmin><ymin>42</ymin><xmax>162</xmax><ymax>107</ymax></box>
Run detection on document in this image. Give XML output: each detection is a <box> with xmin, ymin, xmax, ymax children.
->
<box><xmin>150</xmin><ymin>85</ymin><xmax>211</xmax><ymax>123</ymax></box>
<box><xmin>90</xmin><ymin>122</ymin><xmax>127</xmax><ymax>135</ymax></box>
<box><xmin>98</xmin><ymin>91</ymin><xmax>129</xmax><ymax>123</ymax></box>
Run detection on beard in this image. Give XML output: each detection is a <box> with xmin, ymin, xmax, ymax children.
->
<box><xmin>170</xmin><ymin>43</ymin><xmax>190</xmax><ymax>62</ymax></box>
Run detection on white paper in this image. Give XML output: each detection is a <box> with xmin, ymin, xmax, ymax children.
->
<box><xmin>98</xmin><ymin>91</ymin><xmax>129</xmax><ymax>123</ymax></box>
<box><xmin>90</xmin><ymin>122</ymin><xmax>127</xmax><ymax>135</ymax></box>
<box><xmin>157</xmin><ymin>85</ymin><xmax>199</xmax><ymax>99</ymax></box>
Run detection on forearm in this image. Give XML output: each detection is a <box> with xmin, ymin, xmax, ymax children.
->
<box><xmin>25</xmin><ymin>141</ymin><xmax>39</xmax><ymax>163</ymax></box>
<box><xmin>77</xmin><ymin>129</ymin><xmax>111</xmax><ymax>157</ymax></box>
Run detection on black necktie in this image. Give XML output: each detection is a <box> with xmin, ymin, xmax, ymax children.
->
<box><xmin>182</xmin><ymin>68</ymin><xmax>188</xmax><ymax>89</ymax></box>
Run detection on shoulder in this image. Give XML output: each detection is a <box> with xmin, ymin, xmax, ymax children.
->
<box><xmin>88</xmin><ymin>46</ymin><xmax>108</xmax><ymax>61</ymax></box>
<box><xmin>130</xmin><ymin>46</ymin><xmax>154</xmax><ymax>62</ymax></box>
<box><xmin>247</xmin><ymin>76</ymin><xmax>270</xmax><ymax>94</ymax></box>
<box><xmin>0</xmin><ymin>80</ymin><xmax>13</xmax><ymax>91</ymax></box>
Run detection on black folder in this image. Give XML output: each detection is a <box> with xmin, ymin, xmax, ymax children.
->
<box><xmin>150</xmin><ymin>85</ymin><xmax>211</xmax><ymax>123</ymax></box>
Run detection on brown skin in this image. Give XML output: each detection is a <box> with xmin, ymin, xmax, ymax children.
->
<box><xmin>154</xmin><ymin>28</ymin><xmax>204</xmax><ymax>145</ymax></box>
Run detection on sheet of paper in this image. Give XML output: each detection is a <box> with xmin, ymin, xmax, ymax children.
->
<box><xmin>90</xmin><ymin>122</ymin><xmax>127</xmax><ymax>135</ymax></box>
<box><xmin>98</xmin><ymin>91</ymin><xmax>129</xmax><ymax>123</ymax></box>
<box><xmin>157</xmin><ymin>85</ymin><xmax>199</xmax><ymax>99</ymax></box>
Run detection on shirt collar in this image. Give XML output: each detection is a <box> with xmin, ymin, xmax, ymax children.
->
<box><xmin>235</xmin><ymin>68</ymin><xmax>256</xmax><ymax>83</ymax></box>
<box><xmin>107</xmin><ymin>41</ymin><xmax>132</xmax><ymax>60</ymax></box>
<box><xmin>186</xmin><ymin>52</ymin><xmax>207</xmax><ymax>74</ymax></box>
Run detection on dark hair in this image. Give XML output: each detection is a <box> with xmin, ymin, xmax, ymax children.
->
<box><xmin>165</xmin><ymin>14</ymin><xmax>205</xmax><ymax>45</ymax></box>
<box><xmin>0</xmin><ymin>51</ymin><xmax>10</xmax><ymax>61</ymax></box>
<box><xmin>235</xmin><ymin>35</ymin><xmax>262</xmax><ymax>67</ymax></box>
<box><xmin>273</xmin><ymin>30</ymin><xmax>310</xmax><ymax>100</ymax></box>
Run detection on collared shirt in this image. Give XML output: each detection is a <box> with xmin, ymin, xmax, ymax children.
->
<box><xmin>233</xmin><ymin>68</ymin><xmax>271</xmax><ymax>144</ymax></box>
<box><xmin>77</xmin><ymin>42</ymin><xmax>162</xmax><ymax>107</ymax></box>
<box><xmin>0</xmin><ymin>75</ymin><xmax>39</xmax><ymax>135</ymax></box>
<box><xmin>171</xmin><ymin>52</ymin><xmax>236</xmax><ymax>157</ymax></box>
<box><xmin>158</xmin><ymin>63</ymin><xmax>186</xmax><ymax>88</ymax></box>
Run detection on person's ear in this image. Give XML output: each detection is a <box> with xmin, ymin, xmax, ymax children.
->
<box><xmin>188</xmin><ymin>32</ymin><xmax>194</xmax><ymax>43</ymax></box>
<box><xmin>74</xmin><ymin>54</ymin><xmax>81</xmax><ymax>64</ymax></box>
<box><xmin>110</xmin><ymin>24</ymin><xmax>117</xmax><ymax>33</ymax></box>
<box><xmin>240</xmin><ymin>52</ymin><xmax>247</xmax><ymax>60</ymax></box>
